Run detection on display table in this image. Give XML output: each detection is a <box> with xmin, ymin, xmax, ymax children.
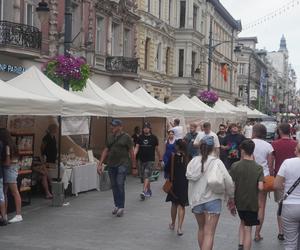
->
<box><xmin>71</xmin><ymin>163</ymin><xmax>99</xmax><ymax>196</ymax></box>
<box><xmin>48</xmin><ymin>163</ymin><xmax>99</xmax><ymax>196</ymax></box>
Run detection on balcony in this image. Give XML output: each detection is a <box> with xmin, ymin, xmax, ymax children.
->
<box><xmin>106</xmin><ymin>56</ymin><xmax>138</xmax><ymax>74</ymax></box>
<box><xmin>0</xmin><ymin>21</ymin><xmax>42</xmax><ymax>57</ymax></box>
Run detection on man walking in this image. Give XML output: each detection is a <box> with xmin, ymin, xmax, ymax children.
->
<box><xmin>229</xmin><ymin>139</ymin><xmax>264</xmax><ymax>250</ymax></box>
<box><xmin>170</xmin><ymin>118</ymin><xmax>183</xmax><ymax>140</ymax></box>
<box><xmin>272</xmin><ymin>123</ymin><xmax>298</xmax><ymax>240</ymax></box>
<box><xmin>193</xmin><ymin>122</ymin><xmax>220</xmax><ymax>156</ymax></box>
<box><xmin>184</xmin><ymin>123</ymin><xmax>199</xmax><ymax>160</ymax></box>
<box><xmin>134</xmin><ymin>122</ymin><xmax>162</xmax><ymax>200</ymax></box>
<box><xmin>217</xmin><ymin>124</ymin><xmax>228</xmax><ymax>165</ymax></box>
<box><xmin>97</xmin><ymin>119</ymin><xmax>135</xmax><ymax>217</ymax></box>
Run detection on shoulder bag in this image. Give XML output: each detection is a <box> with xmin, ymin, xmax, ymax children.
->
<box><xmin>263</xmin><ymin>175</ymin><xmax>275</xmax><ymax>192</ymax></box>
<box><xmin>278</xmin><ymin>176</ymin><xmax>300</xmax><ymax>216</ymax></box>
<box><xmin>207</xmin><ymin>158</ymin><xmax>225</xmax><ymax>194</ymax></box>
<box><xmin>162</xmin><ymin>153</ymin><xmax>175</xmax><ymax>194</ymax></box>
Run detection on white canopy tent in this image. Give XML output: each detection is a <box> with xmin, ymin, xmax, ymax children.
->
<box><xmin>218</xmin><ymin>99</ymin><xmax>247</xmax><ymax>123</ymax></box>
<box><xmin>0</xmin><ymin>80</ymin><xmax>61</xmax><ymax>115</ymax></box>
<box><xmin>238</xmin><ymin>105</ymin><xmax>263</xmax><ymax>119</ymax></box>
<box><xmin>8</xmin><ymin>66</ymin><xmax>109</xmax><ymax>117</ymax></box>
<box><xmin>252</xmin><ymin>109</ymin><xmax>268</xmax><ymax>118</ymax></box>
<box><xmin>105</xmin><ymin>82</ymin><xmax>165</xmax><ymax>117</ymax></box>
<box><xmin>74</xmin><ymin>79</ymin><xmax>144</xmax><ymax>117</ymax></box>
<box><xmin>214</xmin><ymin>99</ymin><xmax>237</xmax><ymax>122</ymax></box>
<box><xmin>132</xmin><ymin>87</ymin><xmax>183</xmax><ymax>117</ymax></box>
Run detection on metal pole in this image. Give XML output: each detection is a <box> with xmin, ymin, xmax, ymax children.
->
<box><xmin>57</xmin><ymin>116</ymin><xmax>62</xmax><ymax>182</ymax></box>
<box><xmin>207</xmin><ymin>17</ymin><xmax>213</xmax><ymax>91</ymax></box>
<box><xmin>64</xmin><ymin>0</ymin><xmax>72</xmax><ymax>90</ymax></box>
<box><xmin>229</xmin><ymin>28</ymin><xmax>234</xmax><ymax>95</ymax></box>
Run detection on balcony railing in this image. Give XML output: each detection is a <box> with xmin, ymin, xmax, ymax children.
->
<box><xmin>106</xmin><ymin>56</ymin><xmax>138</xmax><ymax>74</ymax></box>
<box><xmin>0</xmin><ymin>21</ymin><xmax>42</xmax><ymax>50</ymax></box>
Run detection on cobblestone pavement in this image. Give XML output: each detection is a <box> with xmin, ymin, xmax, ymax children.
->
<box><xmin>0</xmin><ymin>176</ymin><xmax>284</xmax><ymax>250</ymax></box>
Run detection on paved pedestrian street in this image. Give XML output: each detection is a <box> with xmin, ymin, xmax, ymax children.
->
<box><xmin>0</xmin><ymin>176</ymin><xmax>284</xmax><ymax>250</ymax></box>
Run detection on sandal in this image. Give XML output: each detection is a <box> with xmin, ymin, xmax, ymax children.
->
<box><xmin>277</xmin><ymin>234</ymin><xmax>285</xmax><ymax>241</ymax></box>
<box><xmin>177</xmin><ymin>228</ymin><xmax>183</xmax><ymax>236</ymax></box>
<box><xmin>254</xmin><ymin>235</ymin><xmax>263</xmax><ymax>242</ymax></box>
<box><xmin>169</xmin><ymin>223</ymin><xmax>175</xmax><ymax>230</ymax></box>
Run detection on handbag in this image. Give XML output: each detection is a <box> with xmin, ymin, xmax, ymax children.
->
<box><xmin>162</xmin><ymin>153</ymin><xmax>175</xmax><ymax>194</ymax></box>
<box><xmin>278</xmin><ymin>176</ymin><xmax>300</xmax><ymax>216</ymax></box>
<box><xmin>207</xmin><ymin>159</ymin><xmax>225</xmax><ymax>194</ymax></box>
<box><xmin>263</xmin><ymin>175</ymin><xmax>275</xmax><ymax>192</ymax></box>
<box><xmin>100</xmin><ymin>170</ymin><xmax>111</xmax><ymax>191</ymax></box>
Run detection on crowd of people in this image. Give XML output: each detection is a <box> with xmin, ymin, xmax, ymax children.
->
<box><xmin>97</xmin><ymin>118</ymin><xmax>300</xmax><ymax>250</ymax></box>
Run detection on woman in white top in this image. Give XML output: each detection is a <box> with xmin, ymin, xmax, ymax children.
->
<box><xmin>186</xmin><ymin>136</ymin><xmax>234</xmax><ymax>250</ymax></box>
<box><xmin>274</xmin><ymin>143</ymin><xmax>300</xmax><ymax>250</ymax></box>
<box><xmin>252</xmin><ymin>124</ymin><xmax>274</xmax><ymax>241</ymax></box>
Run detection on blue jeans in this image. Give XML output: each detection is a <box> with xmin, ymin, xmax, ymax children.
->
<box><xmin>108</xmin><ymin>165</ymin><xmax>127</xmax><ymax>209</ymax></box>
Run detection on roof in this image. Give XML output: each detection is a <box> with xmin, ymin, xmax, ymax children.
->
<box><xmin>207</xmin><ymin>0</ymin><xmax>242</xmax><ymax>31</ymax></box>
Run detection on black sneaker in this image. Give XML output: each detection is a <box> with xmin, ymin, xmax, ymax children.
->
<box><xmin>0</xmin><ymin>219</ymin><xmax>8</xmax><ymax>226</ymax></box>
<box><xmin>238</xmin><ymin>244</ymin><xmax>243</xmax><ymax>250</ymax></box>
<box><xmin>140</xmin><ymin>191</ymin><xmax>146</xmax><ymax>201</ymax></box>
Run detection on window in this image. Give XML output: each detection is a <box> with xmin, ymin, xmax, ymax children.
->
<box><xmin>159</xmin><ymin>0</ymin><xmax>162</xmax><ymax>19</ymax></box>
<box><xmin>26</xmin><ymin>3</ymin><xmax>33</xmax><ymax>26</ymax></box>
<box><xmin>145</xmin><ymin>37</ymin><xmax>151</xmax><ymax>70</ymax></box>
<box><xmin>178</xmin><ymin>49</ymin><xmax>184</xmax><ymax>77</ymax></box>
<box><xmin>179</xmin><ymin>1</ymin><xmax>186</xmax><ymax>28</ymax></box>
<box><xmin>166</xmin><ymin>47</ymin><xmax>170</xmax><ymax>75</ymax></box>
<box><xmin>123</xmin><ymin>28</ymin><xmax>131</xmax><ymax>57</ymax></box>
<box><xmin>168</xmin><ymin>0</ymin><xmax>172</xmax><ymax>24</ymax></box>
<box><xmin>147</xmin><ymin>0</ymin><xmax>151</xmax><ymax>13</ymax></box>
<box><xmin>156</xmin><ymin>43</ymin><xmax>162</xmax><ymax>71</ymax></box>
<box><xmin>96</xmin><ymin>16</ymin><xmax>104</xmax><ymax>53</ymax></box>
<box><xmin>193</xmin><ymin>5</ymin><xmax>198</xmax><ymax>30</ymax></box>
<box><xmin>238</xmin><ymin>63</ymin><xmax>245</xmax><ymax>75</ymax></box>
<box><xmin>191</xmin><ymin>52</ymin><xmax>196</xmax><ymax>77</ymax></box>
<box><xmin>112</xmin><ymin>23</ymin><xmax>121</xmax><ymax>56</ymax></box>
<box><xmin>0</xmin><ymin>0</ymin><xmax>3</xmax><ymax>20</ymax></box>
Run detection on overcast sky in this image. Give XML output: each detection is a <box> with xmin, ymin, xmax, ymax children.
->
<box><xmin>221</xmin><ymin>0</ymin><xmax>300</xmax><ymax>89</ymax></box>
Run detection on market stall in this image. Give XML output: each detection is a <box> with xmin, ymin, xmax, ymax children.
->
<box><xmin>221</xmin><ymin>99</ymin><xmax>247</xmax><ymax>124</ymax></box>
<box><xmin>237</xmin><ymin>105</ymin><xmax>263</xmax><ymax>119</ymax></box>
<box><xmin>214</xmin><ymin>99</ymin><xmax>238</xmax><ymax>123</ymax></box>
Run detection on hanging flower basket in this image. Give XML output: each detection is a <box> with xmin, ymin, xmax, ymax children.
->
<box><xmin>42</xmin><ymin>55</ymin><xmax>91</xmax><ymax>91</ymax></box>
<box><xmin>197</xmin><ymin>90</ymin><xmax>219</xmax><ymax>107</ymax></box>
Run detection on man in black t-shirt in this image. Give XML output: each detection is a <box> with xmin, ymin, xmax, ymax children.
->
<box><xmin>221</xmin><ymin>123</ymin><xmax>246</xmax><ymax>169</ymax></box>
<box><xmin>134</xmin><ymin>122</ymin><xmax>162</xmax><ymax>200</ymax></box>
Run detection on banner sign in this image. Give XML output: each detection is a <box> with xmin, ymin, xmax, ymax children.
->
<box><xmin>0</xmin><ymin>64</ymin><xmax>25</xmax><ymax>74</ymax></box>
<box><xmin>62</xmin><ymin>117</ymin><xmax>90</xmax><ymax>136</ymax></box>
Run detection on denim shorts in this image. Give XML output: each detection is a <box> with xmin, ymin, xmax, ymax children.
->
<box><xmin>0</xmin><ymin>178</ymin><xmax>4</xmax><ymax>202</ymax></box>
<box><xmin>3</xmin><ymin>165</ymin><xmax>19</xmax><ymax>184</ymax></box>
<box><xmin>192</xmin><ymin>199</ymin><xmax>222</xmax><ymax>214</ymax></box>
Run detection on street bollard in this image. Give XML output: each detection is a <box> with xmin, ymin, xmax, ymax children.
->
<box><xmin>51</xmin><ymin>181</ymin><xmax>64</xmax><ymax>206</ymax></box>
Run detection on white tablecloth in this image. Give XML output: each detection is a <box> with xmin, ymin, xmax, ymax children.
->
<box><xmin>48</xmin><ymin>163</ymin><xmax>99</xmax><ymax>195</ymax></box>
<box><xmin>70</xmin><ymin>163</ymin><xmax>99</xmax><ymax>196</ymax></box>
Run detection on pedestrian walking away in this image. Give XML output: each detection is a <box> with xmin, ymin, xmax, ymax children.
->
<box><xmin>229</xmin><ymin>139</ymin><xmax>264</xmax><ymax>250</ymax></box>
<box><xmin>272</xmin><ymin>123</ymin><xmax>298</xmax><ymax>241</ymax></box>
<box><xmin>186</xmin><ymin>135</ymin><xmax>234</xmax><ymax>250</ymax></box>
<box><xmin>274</xmin><ymin>142</ymin><xmax>300</xmax><ymax>250</ymax></box>
<box><xmin>97</xmin><ymin>119</ymin><xmax>135</xmax><ymax>217</ymax></box>
<box><xmin>165</xmin><ymin>139</ymin><xmax>189</xmax><ymax>236</ymax></box>
<box><xmin>184</xmin><ymin>123</ymin><xmax>199</xmax><ymax>161</ymax></box>
<box><xmin>252</xmin><ymin>124</ymin><xmax>274</xmax><ymax>242</ymax></box>
<box><xmin>163</xmin><ymin>130</ymin><xmax>176</xmax><ymax>179</ymax></box>
<box><xmin>134</xmin><ymin>122</ymin><xmax>162</xmax><ymax>200</ymax></box>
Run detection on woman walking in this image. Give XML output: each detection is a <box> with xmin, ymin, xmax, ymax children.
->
<box><xmin>165</xmin><ymin>139</ymin><xmax>189</xmax><ymax>236</ymax></box>
<box><xmin>186</xmin><ymin>136</ymin><xmax>234</xmax><ymax>250</ymax></box>
<box><xmin>0</xmin><ymin>128</ymin><xmax>23</xmax><ymax>223</ymax></box>
<box><xmin>163</xmin><ymin>130</ymin><xmax>176</xmax><ymax>178</ymax></box>
<box><xmin>274</xmin><ymin>142</ymin><xmax>300</xmax><ymax>250</ymax></box>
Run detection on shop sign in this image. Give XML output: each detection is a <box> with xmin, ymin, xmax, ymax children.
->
<box><xmin>250</xmin><ymin>89</ymin><xmax>257</xmax><ymax>101</ymax></box>
<box><xmin>0</xmin><ymin>63</ymin><xmax>25</xmax><ymax>75</ymax></box>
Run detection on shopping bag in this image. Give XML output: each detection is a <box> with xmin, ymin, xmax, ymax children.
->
<box><xmin>100</xmin><ymin>170</ymin><xmax>111</xmax><ymax>191</ymax></box>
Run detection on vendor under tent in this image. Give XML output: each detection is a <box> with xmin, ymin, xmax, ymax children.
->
<box><xmin>8</xmin><ymin>66</ymin><xmax>109</xmax><ymax>117</ymax></box>
<box><xmin>238</xmin><ymin>105</ymin><xmax>263</xmax><ymax>119</ymax></box>
<box><xmin>132</xmin><ymin>87</ymin><xmax>183</xmax><ymax>118</ymax></box>
<box><xmin>0</xmin><ymin>80</ymin><xmax>61</xmax><ymax>115</ymax></box>
<box><xmin>105</xmin><ymin>82</ymin><xmax>165</xmax><ymax>117</ymax></box>
<box><xmin>74</xmin><ymin>79</ymin><xmax>144</xmax><ymax>117</ymax></box>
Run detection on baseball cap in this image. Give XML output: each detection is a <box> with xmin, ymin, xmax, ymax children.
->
<box><xmin>111</xmin><ymin>119</ymin><xmax>123</xmax><ymax>126</ymax></box>
<box><xmin>143</xmin><ymin>122</ymin><xmax>151</xmax><ymax>129</ymax></box>
<box><xmin>200</xmin><ymin>136</ymin><xmax>214</xmax><ymax>146</ymax></box>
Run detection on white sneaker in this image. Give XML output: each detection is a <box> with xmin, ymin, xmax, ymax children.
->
<box><xmin>8</xmin><ymin>215</ymin><xmax>23</xmax><ymax>223</ymax></box>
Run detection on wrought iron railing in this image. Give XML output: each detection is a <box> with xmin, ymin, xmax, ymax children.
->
<box><xmin>0</xmin><ymin>21</ymin><xmax>42</xmax><ymax>50</ymax></box>
<box><xmin>106</xmin><ymin>56</ymin><xmax>138</xmax><ymax>74</ymax></box>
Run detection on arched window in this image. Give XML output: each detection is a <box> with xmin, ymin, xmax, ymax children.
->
<box><xmin>156</xmin><ymin>43</ymin><xmax>162</xmax><ymax>71</ymax></box>
<box><xmin>166</xmin><ymin>47</ymin><xmax>170</xmax><ymax>75</ymax></box>
<box><xmin>144</xmin><ymin>37</ymin><xmax>151</xmax><ymax>70</ymax></box>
